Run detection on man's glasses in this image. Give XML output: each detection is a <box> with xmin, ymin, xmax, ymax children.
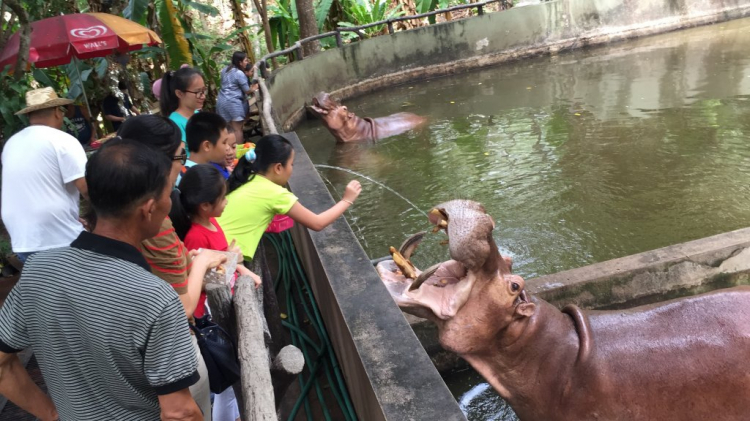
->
<box><xmin>173</xmin><ymin>151</ymin><xmax>187</xmax><ymax>165</ymax></box>
<box><xmin>184</xmin><ymin>89</ymin><xmax>207</xmax><ymax>99</ymax></box>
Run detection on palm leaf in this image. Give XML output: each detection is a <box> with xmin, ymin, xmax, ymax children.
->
<box><xmin>157</xmin><ymin>0</ymin><xmax>194</xmax><ymax>67</ymax></box>
<box><xmin>416</xmin><ymin>0</ymin><xmax>433</xmax><ymax>14</ymax></box>
<box><xmin>123</xmin><ymin>0</ymin><xmax>150</xmax><ymax>25</ymax></box>
<box><xmin>314</xmin><ymin>0</ymin><xmax>334</xmax><ymax>30</ymax></box>
<box><xmin>182</xmin><ymin>0</ymin><xmax>220</xmax><ymax>16</ymax></box>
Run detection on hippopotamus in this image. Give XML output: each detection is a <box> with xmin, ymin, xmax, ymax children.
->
<box><xmin>376</xmin><ymin>200</ymin><xmax>750</xmax><ymax>421</ymax></box>
<box><xmin>309</xmin><ymin>92</ymin><xmax>426</xmax><ymax>143</ymax></box>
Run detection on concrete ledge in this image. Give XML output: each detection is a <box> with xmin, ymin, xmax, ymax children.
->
<box><xmin>284</xmin><ymin>132</ymin><xmax>466</xmax><ymax>420</ymax></box>
<box><xmin>528</xmin><ymin>227</ymin><xmax>750</xmax><ymax>310</ymax></box>
<box><xmin>409</xmin><ymin>227</ymin><xmax>750</xmax><ymax>372</ymax></box>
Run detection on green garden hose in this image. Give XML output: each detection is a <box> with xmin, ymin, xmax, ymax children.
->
<box><xmin>264</xmin><ymin>231</ymin><xmax>358</xmax><ymax>421</ymax></box>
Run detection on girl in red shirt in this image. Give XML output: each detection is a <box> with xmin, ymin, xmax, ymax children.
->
<box><xmin>170</xmin><ymin>164</ymin><xmax>260</xmax><ymax>319</ymax></box>
<box><xmin>170</xmin><ymin>164</ymin><xmax>260</xmax><ymax>421</ymax></box>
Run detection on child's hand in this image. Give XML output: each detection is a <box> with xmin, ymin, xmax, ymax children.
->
<box><xmin>237</xmin><ymin>265</ymin><xmax>262</xmax><ymax>289</ymax></box>
<box><xmin>343</xmin><ymin>180</ymin><xmax>362</xmax><ymax>203</ymax></box>
<box><xmin>191</xmin><ymin>249</ymin><xmax>227</xmax><ymax>271</ymax></box>
<box><xmin>228</xmin><ymin>239</ymin><xmax>243</xmax><ymax>262</ymax></box>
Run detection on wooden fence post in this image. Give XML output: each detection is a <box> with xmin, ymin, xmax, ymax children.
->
<box><xmin>234</xmin><ymin>275</ymin><xmax>277</xmax><ymax>420</ymax></box>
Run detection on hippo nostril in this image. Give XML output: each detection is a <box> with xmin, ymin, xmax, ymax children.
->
<box><xmin>512</xmin><ymin>282</ymin><xmax>519</xmax><ymax>292</ymax></box>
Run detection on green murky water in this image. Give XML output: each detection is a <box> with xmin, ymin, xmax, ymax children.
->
<box><xmin>295</xmin><ymin>18</ymin><xmax>750</xmax><ymax>420</ymax></box>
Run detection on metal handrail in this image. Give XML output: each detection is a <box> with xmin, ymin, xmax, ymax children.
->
<box><xmin>252</xmin><ymin>0</ymin><xmax>511</xmax><ymax>134</ymax></box>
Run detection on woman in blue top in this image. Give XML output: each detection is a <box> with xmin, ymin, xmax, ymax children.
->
<box><xmin>160</xmin><ymin>67</ymin><xmax>205</xmax><ymax>156</ymax></box>
<box><xmin>217</xmin><ymin>51</ymin><xmax>253</xmax><ymax>137</ymax></box>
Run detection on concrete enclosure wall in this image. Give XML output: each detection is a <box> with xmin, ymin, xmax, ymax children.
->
<box><xmin>266</xmin><ymin>0</ymin><xmax>750</xmax><ymax>130</ymax></box>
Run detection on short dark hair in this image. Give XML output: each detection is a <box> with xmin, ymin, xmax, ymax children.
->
<box><xmin>86</xmin><ymin>138</ymin><xmax>171</xmax><ymax>219</ymax></box>
<box><xmin>118</xmin><ymin>114</ymin><xmax>183</xmax><ymax>158</ymax></box>
<box><xmin>170</xmin><ymin>164</ymin><xmax>226</xmax><ymax>239</ymax></box>
<box><xmin>118</xmin><ymin>80</ymin><xmax>127</xmax><ymax>90</ymax></box>
<box><xmin>185</xmin><ymin>112</ymin><xmax>227</xmax><ymax>153</ymax></box>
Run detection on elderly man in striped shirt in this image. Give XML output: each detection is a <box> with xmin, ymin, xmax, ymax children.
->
<box><xmin>0</xmin><ymin>139</ymin><xmax>225</xmax><ymax>420</ymax></box>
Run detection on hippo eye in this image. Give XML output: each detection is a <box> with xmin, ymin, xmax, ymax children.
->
<box><xmin>511</xmin><ymin>282</ymin><xmax>519</xmax><ymax>292</ymax></box>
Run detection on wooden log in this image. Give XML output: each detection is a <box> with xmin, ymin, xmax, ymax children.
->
<box><xmin>205</xmin><ymin>284</ymin><xmax>236</xmax><ymax>337</ymax></box>
<box><xmin>271</xmin><ymin>345</ymin><xmax>305</xmax><ymax>407</ymax></box>
<box><xmin>234</xmin><ymin>275</ymin><xmax>277</xmax><ymax>421</ymax></box>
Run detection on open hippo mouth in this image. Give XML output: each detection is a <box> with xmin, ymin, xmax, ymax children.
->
<box><xmin>376</xmin><ymin>200</ymin><xmax>529</xmax><ymax>321</ymax></box>
<box><xmin>310</xmin><ymin>92</ymin><xmax>337</xmax><ymax>115</ymax></box>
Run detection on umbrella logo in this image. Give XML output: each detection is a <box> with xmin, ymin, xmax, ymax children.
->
<box><xmin>70</xmin><ymin>26</ymin><xmax>108</xmax><ymax>39</ymax></box>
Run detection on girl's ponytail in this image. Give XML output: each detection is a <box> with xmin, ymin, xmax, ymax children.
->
<box><xmin>227</xmin><ymin>149</ymin><xmax>257</xmax><ymax>194</ymax></box>
<box><xmin>169</xmin><ymin>188</ymin><xmax>192</xmax><ymax>241</ymax></box>
<box><xmin>159</xmin><ymin>71</ymin><xmax>177</xmax><ymax>117</ymax></box>
<box><xmin>227</xmin><ymin>135</ymin><xmax>293</xmax><ymax>194</ymax></box>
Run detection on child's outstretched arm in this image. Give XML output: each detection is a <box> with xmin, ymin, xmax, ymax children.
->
<box><xmin>236</xmin><ymin>265</ymin><xmax>262</xmax><ymax>288</ymax></box>
<box><xmin>286</xmin><ymin>180</ymin><xmax>362</xmax><ymax>231</ymax></box>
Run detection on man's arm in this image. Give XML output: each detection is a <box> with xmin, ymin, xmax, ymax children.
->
<box><xmin>103</xmin><ymin>113</ymin><xmax>126</xmax><ymax>123</ymax></box>
<box><xmin>158</xmin><ymin>388</ymin><xmax>202</xmax><ymax>421</ymax></box>
<box><xmin>74</xmin><ymin>177</ymin><xmax>88</xmax><ymax>200</ymax></box>
<box><xmin>0</xmin><ymin>351</ymin><xmax>58</xmax><ymax>421</ymax></box>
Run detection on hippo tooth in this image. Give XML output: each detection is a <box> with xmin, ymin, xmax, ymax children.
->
<box><xmin>409</xmin><ymin>262</ymin><xmax>441</xmax><ymax>291</ymax></box>
<box><xmin>399</xmin><ymin>231</ymin><xmax>426</xmax><ymax>260</ymax></box>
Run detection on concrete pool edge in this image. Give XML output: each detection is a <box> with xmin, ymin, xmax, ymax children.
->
<box><xmin>284</xmin><ymin>132</ymin><xmax>467</xmax><ymax>420</ymax></box>
<box><xmin>410</xmin><ymin>227</ymin><xmax>750</xmax><ymax>372</ymax></box>
<box><xmin>266</xmin><ymin>0</ymin><xmax>750</xmax><ymax>132</ymax></box>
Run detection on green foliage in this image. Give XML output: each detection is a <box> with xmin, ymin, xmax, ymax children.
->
<box><xmin>182</xmin><ymin>0</ymin><xmax>220</xmax><ymax>16</ymax></box>
<box><xmin>123</xmin><ymin>0</ymin><xmax>150</xmax><ymax>25</ymax></box>
<box><xmin>315</xmin><ymin>0</ymin><xmax>336</xmax><ymax>30</ymax></box>
<box><xmin>0</xmin><ymin>68</ymin><xmax>31</xmax><ymax>140</ymax></box>
<box><xmin>339</xmin><ymin>0</ymin><xmax>404</xmax><ymax>36</ymax></box>
<box><xmin>157</xmin><ymin>0</ymin><xmax>194</xmax><ymax>67</ymax></box>
<box><xmin>268</xmin><ymin>0</ymin><xmax>300</xmax><ymax>51</ymax></box>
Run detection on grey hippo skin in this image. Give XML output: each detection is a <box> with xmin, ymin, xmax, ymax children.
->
<box><xmin>309</xmin><ymin>92</ymin><xmax>426</xmax><ymax>143</ymax></box>
<box><xmin>377</xmin><ymin>199</ymin><xmax>750</xmax><ymax>421</ymax></box>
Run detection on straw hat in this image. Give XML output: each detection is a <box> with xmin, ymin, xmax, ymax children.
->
<box><xmin>15</xmin><ymin>87</ymin><xmax>73</xmax><ymax>115</ymax></box>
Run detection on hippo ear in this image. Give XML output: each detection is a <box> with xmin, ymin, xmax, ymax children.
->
<box><xmin>514</xmin><ymin>302</ymin><xmax>536</xmax><ymax>319</ymax></box>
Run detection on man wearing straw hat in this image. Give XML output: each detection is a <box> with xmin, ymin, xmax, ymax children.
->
<box><xmin>2</xmin><ymin>87</ymin><xmax>88</xmax><ymax>264</ymax></box>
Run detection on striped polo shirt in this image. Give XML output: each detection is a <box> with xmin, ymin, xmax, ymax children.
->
<box><xmin>142</xmin><ymin>217</ymin><xmax>191</xmax><ymax>295</ymax></box>
<box><xmin>0</xmin><ymin>231</ymin><xmax>199</xmax><ymax>420</ymax></box>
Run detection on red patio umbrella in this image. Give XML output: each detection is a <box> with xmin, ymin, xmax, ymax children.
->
<box><xmin>0</xmin><ymin>13</ymin><xmax>161</xmax><ymax>69</ymax></box>
<box><xmin>0</xmin><ymin>13</ymin><xmax>162</xmax><ymax>116</ymax></box>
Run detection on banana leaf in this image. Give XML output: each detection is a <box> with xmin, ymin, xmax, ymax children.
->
<box><xmin>157</xmin><ymin>0</ymin><xmax>194</xmax><ymax>67</ymax></box>
<box><xmin>123</xmin><ymin>0</ymin><xmax>150</xmax><ymax>25</ymax></box>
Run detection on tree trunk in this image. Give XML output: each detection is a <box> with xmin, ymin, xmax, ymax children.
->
<box><xmin>4</xmin><ymin>0</ymin><xmax>29</xmax><ymax>80</ymax></box>
<box><xmin>295</xmin><ymin>0</ymin><xmax>320</xmax><ymax>57</ymax></box>
<box><xmin>230</xmin><ymin>0</ymin><xmax>256</xmax><ymax>64</ymax></box>
<box><xmin>252</xmin><ymin>0</ymin><xmax>278</xmax><ymax>69</ymax></box>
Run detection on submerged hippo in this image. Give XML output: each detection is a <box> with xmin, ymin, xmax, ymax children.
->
<box><xmin>377</xmin><ymin>200</ymin><xmax>750</xmax><ymax>421</ymax></box>
<box><xmin>309</xmin><ymin>92</ymin><xmax>426</xmax><ymax>143</ymax></box>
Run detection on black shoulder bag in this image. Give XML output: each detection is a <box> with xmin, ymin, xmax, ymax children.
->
<box><xmin>190</xmin><ymin>315</ymin><xmax>241</xmax><ymax>393</ymax></box>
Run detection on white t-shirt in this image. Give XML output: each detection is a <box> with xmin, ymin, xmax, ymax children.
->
<box><xmin>1</xmin><ymin>125</ymin><xmax>87</xmax><ymax>253</ymax></box>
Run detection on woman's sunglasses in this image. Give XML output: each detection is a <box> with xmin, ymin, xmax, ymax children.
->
<box><xmin>173</xmin><ymin>151</ymin><xmax>187</xmax><ymax>165</ymax></box>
